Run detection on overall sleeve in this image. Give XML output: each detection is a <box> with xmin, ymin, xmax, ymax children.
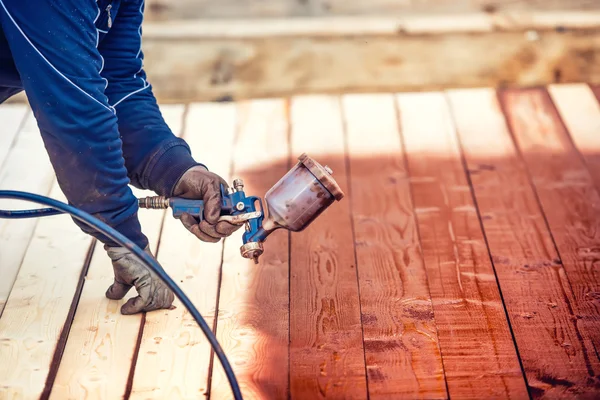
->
<box><xmin>0</xmin><ymin>0</ymin><xmax>148</xmax><ymax>248</ymax></box>
<box><xmin>99</xmin><ymin>0</ymin><xmax>200</xmax><ymax>197</ymax></box>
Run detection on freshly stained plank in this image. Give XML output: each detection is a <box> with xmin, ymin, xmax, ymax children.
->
<box><xmin>49</xmin><ymin>105</ymin><xmax>185</xmax><ymax>400</ymax></box>
<box><xmin>289</xmin><ymin>95</ymin><xmax>367</xmax><ymax>398</ymax></box>
<box><xmin>449</xmin><ymin>88</ymin><xmax>600</xmax><ymax>398</ymax></box>
<box><xmin>0</xmin><ymin>104</ymin><xmax>27</xmax><ymax>167</ymax></box>
<box><xmin>499</xmin><ymin>88</ymin><xmax>600</xmax><ymax>383</ymax></box>
<box><xmin>0</xmin><ymin>112</ymin><xmax>55</xmax><ymax>313</ymax></box>
<box><xmin>129</xmin><ymin>102</ymin><xmax>236</xmax><ymax>398</ymax></box>
<box><xmin>398</xmin><ymin>92</ymin><xmax>528</xmax><ymax>399</ymax></box>
<box><xmin>0</xmin><ymin>182</ymin><xmax>93</xmax><ymax>399</ymax></box>
<box><xmin>210</xmin><ymin>99</ymin><xmax>290</xmax><ymax>399</ymax></box>
<box><xmin>342</xmin><ymin>94</ymin><xmax>446</xmax><ymax>399</ymax></box>
<box><xmin>548</xmin><ymin>84</ymin><xmax>600</xmax><ymax>193</ymax></box>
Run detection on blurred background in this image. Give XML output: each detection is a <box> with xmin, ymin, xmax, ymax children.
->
<box><xmin>138</xmin><ymin>0</ymin><xmax>600</xmax><ymax>104</ymax></box>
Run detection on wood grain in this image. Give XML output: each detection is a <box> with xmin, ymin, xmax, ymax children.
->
<box><xmin>0</xmin><ymin>112</ymin><xmax>55</xmax><ymax>313</ymax></box>
<box><xmin>0</xmin><ymin>182</ymin><xmax>93</xmax><ymax>399</ymax></box>
<box><xmin>289</xmin><ymin>95</ymin><xmax>367</xmax><ymax>399</ymax></box>
<box><xmin>342</xmin><ymin>94</ymin><xmax>446</xmax><ymax>399</ymax></box>
<box><xmin>499</xmin><ymin>87</ymin><xmax>600</xmax><ymax>392</ymax></box>
<box><xmin>449</xmin><ymin>87</ymin><xmax>600</xmax><ymax>398</ymax></box>
<box><xmin>49</xmin><ymin>105</ymin><xmax>185</xmax><ymax>400</ymax></box>
<box><xmin>210</xmin><ymin>99</ymin><xmax>290</xmax><ymax>399</ymax></box>
<box><xmin>145</xmin><ymin>0</ymin><xmax>599</xmax><ymax>21</ymax></box>
<box><xmin>548</xmin><ymin>84</ymin><xmax>600</xmax><ymax>194</ymax></box>
<box><xmin>398</xmin><ymin>92</ymin><xmax>528</xmax><ymax>399</ymax></box>
<box><xmin>128</xmin><ymin>102</ymin><xmax>236</xmax><ymax>399</ymax></box>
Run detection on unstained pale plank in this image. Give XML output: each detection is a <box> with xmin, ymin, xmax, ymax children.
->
<box><xmin>289</xmin><ymin>95</ymin><xmax>367</xmax><ymax>399</ymax></box>
<box><xmin>49</xmin><ymin>105</ymin><xmax>186</xmax><ymax>400</ymax></box>
<box><xmin>0</xmin><ymin>113</ymin><xmax>56</xmax><ymax>313</ymax></box>
<box><xmin>0</xmin><ymin>182</ymin><xmax>93</xmax><ymax>399</ymax></box>
<box><xmin>129</xmin><ymin>102</ymin><xmax>236</xmax><ymax>399</ymax></box>
<box><xmin>499</xmin><ymin>88</ymin><xmax>600</xmax><ymax>385</ymax></box>
<box><xmin>342</xmin><ymin>93</ymin><xmax>446</xmax><ymax>399</ymax></box>
<box><xmin>0</xmin><ymin>104</ymin><xmax>27</xmax><ymax>167</ymax></box>
<box><xmin>398</xmin><ymin>91</ymin><xmax>528</xmax><ymax>399</ymax></box>
<box><xmin>210</xmin><ymin>99</ymin><xmax>290</xmax><ymax>399</ymax></box>
<box><xmin>548</xmin><ymin>84</ymin><xmax>600</xmax><ymax>194</ymax></box>
<box><xmin>449</xmin><ymin>88</ymin><xmax>600</xmax><ymax>398</ymax></box>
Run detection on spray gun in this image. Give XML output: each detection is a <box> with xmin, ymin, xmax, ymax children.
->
<box><xmin>138</xmin><ymin>154</ymin><xmax>344</xmax><ymax>263</ymax></box>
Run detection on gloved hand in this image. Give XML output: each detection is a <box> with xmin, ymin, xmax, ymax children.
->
<box><xmin>105</xmin><ymin>245</ymin><xmax>175</xmax><ymax>315</ymax></box>
<box><xmin>173</xmin><ymin>165</ymin><xmax>242</xmax><ymax>243</ymax></box>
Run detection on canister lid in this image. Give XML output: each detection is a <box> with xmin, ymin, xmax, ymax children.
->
<box><xmin>298</xmin><ymin>153</ymin><xmax>344</xmax><ymax>201</ymax></box>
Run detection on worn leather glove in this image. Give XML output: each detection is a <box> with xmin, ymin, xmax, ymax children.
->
<box><xmin>105</xmin><ymin>245</ymin><xmax>175</xmax><ymax>315</ymax></box>
<box><xmin>173</xmin><ymin>165</ymin><xmax>242</xmax><ymax>243</ymax></box>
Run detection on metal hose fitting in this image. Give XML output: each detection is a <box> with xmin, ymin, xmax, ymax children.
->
<box><xmin>138</xmin><ymin>196</ymin><xmax>170</xmax><ymax>209</ymax></box>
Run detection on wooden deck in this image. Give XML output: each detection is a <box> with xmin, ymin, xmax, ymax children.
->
<box><xmin>1</xmin><ymin>84</ymin><xmax>600</xmax><ymax>399</ymax></box>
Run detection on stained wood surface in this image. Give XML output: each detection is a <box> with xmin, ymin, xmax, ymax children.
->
<box><xmin>548</xmin><ymin>84</ymin><xmax>600</xmax><ymax>194</ymax></box>
<box><xmin>0</xmin><ymin>182</ymin><xmax>93</xmax><ymax>399</ymax></box>
<box><xmin>127</xmin><ymin>103</ymin><xmax>236</xmax><ymax>399</ymax></box>
<box><xmin>449</xmin><ymin>88</ymin><xmax>600</xmax><ymax>398</ymax></box>
<box><xmin>0</xmin><ymin>113</ymin><xmax>56</xmax><ymax>313</ymax></box>
<box><xmin>289</xmin><ymin>96</ymin><xmax>367</xmax><ymax>398</ymax></box>
<box><xmin>399</xmin><ymin>92</ymin><xmax>528</xmax><ymax>399</ymax></box>
<box><xmin>499</xmin><ymin>88</ymin><xmax>600</xmax><ymax>388</ymax></box>
<box><xmin>145</xmin><ymin>0</ymin><xmax>598</xmax><ymax>21</ymax></box>
<box><xmin>342</xmin><ymin>94</ymin><xmax>446</xmax><ymax>399</ymax></box>
<box><xmin>49</xmin><ymin>105</ymin><xmax>185</xmax><ymax>400</ymax></box>
<box><xmin>210</xmin><ymin>99</ymin><xmax>290</xmax><ymax>399</ymax></box>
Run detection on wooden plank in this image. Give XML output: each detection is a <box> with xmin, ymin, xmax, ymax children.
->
<box><xmin>0</xmin><ymin>104</ymin><xmax>27</xmax><ymax>167</ymax></box>
<box><xmin>341</xmin><ymin>94</ymin><xmax>446</xmax><ymax>399</ymax></box>
<box><xmin>145</xmin><ymin>0</ymin><xmax>599</xmax><ymax>21</ymax></box>
<box><xmin>128</xmin><ymin>102</ymin><xmax>236</xmax><ymax>399</ymax></box>
<box><xmin>0</xmin><ymin>182</ymin><xmax>93</xmax><ymax>399</ymax></box>
<box><xmin>289</xmin><ymin>95</ymin><xmax>367</xmax><ymax>399</ymax></box>
<box><xmin>142</xmin><ymin>26</ymin><xmax>600</xmax><ymax>103</ymax></box>
<box><xmin>499</xmin><ymin>87</ymin><xmax>600</xmax><ymax>385</ymax></box>
<box><xmin>448</xmin><ymin>87</ymin><xmax>600</xmax><ymax>398</ymax></box>
<box><xmin>398</xmin><ymin>92</ymin><xmax>528</xmax><ymax>399</ymax></box>
<box><xmin>210</xmin><ymin>99</ymin><xmax>290</xmax><ymax>399</ymax></box>
<box><xmin>548</xmin><ymin>84</ymin><xmax>600</xmax><ymax>194</ymax></box>
<box><xmin>49</xmin><ymin>105</ymin><xmax>185</xmax><ymax>400</ymax></box>
<box><xmin>0</xmin><ymin>112</ymin><xmax>56</xmax><ymax>313</ymax></box>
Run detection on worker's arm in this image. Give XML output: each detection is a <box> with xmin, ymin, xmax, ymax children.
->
<box><xmin>98</xmin><ymin>0</ymin><xmax>199</xmax><ymax>197</ymax></box>
<box><xmin>0</xmin><ymin>0</ymin><xmax>147</xmax><ymax>248</ymax></box>
<box><xmin>99</xmin><ymin>0</ymin><xmax>240</xmax><ymax>241</ymax></box>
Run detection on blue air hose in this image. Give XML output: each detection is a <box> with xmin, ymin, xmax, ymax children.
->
<box><xmin>0</xmin><ymin>190</ymin><xmax>243</xmax><ymax>400</ymax></box>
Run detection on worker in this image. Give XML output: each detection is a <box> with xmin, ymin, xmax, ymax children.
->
<box><xmin>0</xmin><ymin>1</ymin><xmax>241</xmax><ymax>315</ymax></box>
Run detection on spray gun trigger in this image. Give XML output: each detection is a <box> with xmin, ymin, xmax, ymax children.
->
<box><xmin>218</xmin><ymin>211</ymin><xmax>262</xmax><ymax>225</ymax></box>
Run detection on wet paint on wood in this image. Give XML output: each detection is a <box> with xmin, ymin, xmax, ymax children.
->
<box><xmin>398</xmin><ymin>91</ymin><xmax>528</xmax><ymax>399</ymax></box>
<box><xmin>289</xmin><ymin>95</ymin><xmax>368</xmax><ymax>399</ymax></box>
<box><xmin>342</xmin><ymin>93</ymin><xmax>446</xmax><ymax>399</ymax></box>
<box><xmin>449</xmin><ymin>87</ymin><xmax>600</xmax><ymax>398</ymax></box>
<box><xmin>499</xmin><ymin>87</ymin><xmax>600</xmax><ymax>390</ymax></box>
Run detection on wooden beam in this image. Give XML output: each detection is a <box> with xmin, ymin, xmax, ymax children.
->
<box><xmin>398</xmin><ymin>91</ymin><xmax>528</xmax><ymax>398</ymax></box>
<box><xmin>49</xmin><ymin>105</ymin><xmax>185</xmax><ymax>399</ymax></box>
<box><xmin>210</xmin><ymin>99</ymin><xmax>290</xmax><ymax>399</ymax></box>
<box><xmin>0</xmin><ymin>182</ymin><xmax>93</xmax><ymax>399</ymax></box>
<box><xmin>289</xmin><ymin>95</ymin><xmax>368</xmax><ymax>398</ymax></box>
<box><xmin>342</xmin><ymin>93</ymin><xmax>446</xmax><ymax>398</ymax></box>
<box><xmin>499</xmin><ymin>87</ymin><xmax>600</xmax><ymax>380</ymax></box>
<box><xmin>139</xmin><ymin>12</ymin><xmax>600</xmax><ymax>103</ymax></box>
<box><xmin>0</xmin><ymin>112</ymin><xmax>56</xmax><ymax>313</ymax></box>
<box><xmin>448</xmin><ymin>87</ymin><xmax>600</xmax><ymax>397</ymax></box>
<box><xmin>128</xmin><ymin>102</ymin><xmax>235</xmax><ymax>398</ymax></box>
<box><xmin>145</xmin><ymin>1</ymin><xmax>599</xmax><ymax>21</ymax></box>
